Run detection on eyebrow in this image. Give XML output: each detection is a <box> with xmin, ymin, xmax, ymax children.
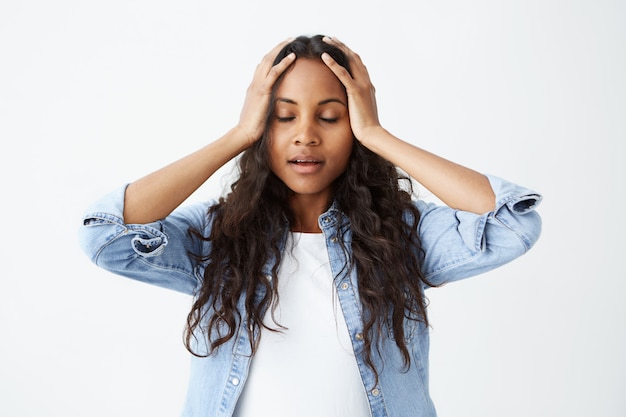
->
<box><xmin>276</xmin><ymin>97</ymin><xmax>347</xmax><ymax>106</ymax></box>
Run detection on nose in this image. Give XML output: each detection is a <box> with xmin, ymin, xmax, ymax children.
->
<box><xmin>294</xmin><ymin>119</ymin><xmax>319</xmax><ymax>145</ymax></box>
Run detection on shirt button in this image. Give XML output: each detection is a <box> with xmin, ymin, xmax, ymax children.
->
<box><xmin>231</xmin><ymin>377</ymin><xmax>240</xmax><ymax>386</ymax></box>
<box><xmin>330</xmin><ymin>236</ymin><xmax>338</xmax><ymax>243</ymax></box>
<box><xmin>372</xmin><ymin>388</ymin><xmax>380</xmax><ymax>397</ymax></box>
<box><xmin>355</xmin><ymin>333</ymin><xmax>364</xmax><ymax>341</ymax></box>
<box><xmin>323</xmin><ymin>217</ymin><xmax>330</xmax><ymax>223</ymax></box>
<box><xmin>265</xmin><ymin>274</ymin><xmax>272</xmax><ymax>282</ymax></box>
<box><xmin>341</xmin><ymin>282</ymin><xmax>349</xmax><ymax>290</ymax></box>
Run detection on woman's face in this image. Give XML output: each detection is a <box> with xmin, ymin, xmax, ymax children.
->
<box><xmin>268</xmin><ymin>58</ymin><xmax>353</xmax><ymax>205</ymax></box>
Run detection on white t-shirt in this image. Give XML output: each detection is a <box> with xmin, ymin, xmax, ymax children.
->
<box><xmin>233</xmin><ymin>232</ymin><xmax>371</xmax><ymax>417</ymax></box>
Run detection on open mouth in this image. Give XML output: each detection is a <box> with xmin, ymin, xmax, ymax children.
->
<box><xmin>287</xmin><ymin>158</ymin><xmax>324</xmax><ymax>173</ymax></box>
<box><xmin>289</xmin><ymin>159</ymin><xmax>322</xmax><ymax>165</ymax></box>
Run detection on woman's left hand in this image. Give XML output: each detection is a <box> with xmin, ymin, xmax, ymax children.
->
<box><xmin>322</xmin><ymin>37</ymin><xmax>495</xmax><ymax>214</ymax></box>
<box><xmin>321</xmin><ymin>37</ymin><xmax>384</xmax><ymax>146</ymax></box>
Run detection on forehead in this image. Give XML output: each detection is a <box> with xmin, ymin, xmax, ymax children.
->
<box><xmin>275</xmin><ymin>58</ymin><xmax>345</xmax><ymax>98</ymax></box>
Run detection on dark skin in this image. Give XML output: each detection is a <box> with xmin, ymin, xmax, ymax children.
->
<box><xmin>123</xmin><ymin>37</ymin><xmax>494</xmax><ymax>227</ymax></box>
<box><xmin>268</xmin><ymin>58</ymin><xmax>353</xmax><ymax>232</ymax></box>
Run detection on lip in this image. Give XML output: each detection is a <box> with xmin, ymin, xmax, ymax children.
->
<box><xmin>287</xmin><ymin>154</ymin><xmax>324</xmax><ymax>174</ymax></box>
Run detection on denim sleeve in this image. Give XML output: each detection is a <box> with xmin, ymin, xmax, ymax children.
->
<box><xmin>415</xmin><ymin>175</ymin><xmax>542</xmax><ymax>286</ymax></box>
<box><xmin>78</xmin><ymin>185</ymin><xmax>213</xmax><ymax>295</ymax></box>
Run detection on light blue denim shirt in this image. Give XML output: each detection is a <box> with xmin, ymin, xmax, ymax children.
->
<box><xmin>79</xmin><ymin>175</ymin><xmax>542</xmax><ymax>417</ymax></box>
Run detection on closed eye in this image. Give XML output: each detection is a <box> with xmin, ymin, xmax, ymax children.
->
<box><xmin>276</xmin><ymin>116</ymin><xmax>295</xmax><ymax>123</ymax></box>
<box><xmin>320</xmin><ymin>117</ymin><xmax>338</xmax><ymax>123</ymax></box>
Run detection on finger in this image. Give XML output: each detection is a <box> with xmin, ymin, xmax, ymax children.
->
<box><xmin>322</xmin><ymin>36</ymin><xmax>346</xmax><ymax>48</ymax></box>
<box><xmin>321</xmin><ymin>52</ymin><xmax>354</xmax><ymax>87</ymax></box>
<box><xmin>322</xmin><ymin>36</ymin><xmax>356</xmax><ymax>59</ymax></box>
<box><xmin>256</xmin><ymin>38</ymin><xmax>295</xmax><ymax>75</ymax></box>
<box><xmin>267</xmin><ymin>52</ymin><xmax>296</xmax><ymax>83</ymax></box>
<box><xmin>322</xmin><ymin>36</ymin><xmax>368</xmax><ymax>77</ymax></box>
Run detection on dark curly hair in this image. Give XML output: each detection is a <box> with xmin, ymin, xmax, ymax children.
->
<box><xmin>185</xmin><ymin>35</ymin><xmax>434</xmax><ymax>383</ymax></box>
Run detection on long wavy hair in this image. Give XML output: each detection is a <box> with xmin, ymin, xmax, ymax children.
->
<box><xmin>185</xmin><ymin>35</ymin><xmax>434</xmax><ymax>381</ymax></box>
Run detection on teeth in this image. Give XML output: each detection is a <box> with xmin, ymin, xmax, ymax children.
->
<box><xmin>294</xmin><ymin>160</ymin><xmax>317</xmax><ymax>163</ymax></box>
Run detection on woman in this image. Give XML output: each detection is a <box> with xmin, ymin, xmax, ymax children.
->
<box><xmin>79</xmin><ymin>35</ymin><xmax>542</xmax><ymax>417</ymax></box>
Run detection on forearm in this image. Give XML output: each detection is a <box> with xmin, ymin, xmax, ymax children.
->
<box><xmin>319</xmin><ymin>39</ymin><xmax>495</xmax><ymax>214</ymax></box>
<box><xmin>123</xmin><ymin>127</ymin><xmax>249</xmax><ymax>224</ymax></box>
<box><xmin>361</xmin><ymin>127</ymin><xmax>495</xmax><ymax>214</ymax></box>
<box><xmin>123</xmin><ymin>41</ymin><xmax>297</xmax><ymax>225</ymax></box>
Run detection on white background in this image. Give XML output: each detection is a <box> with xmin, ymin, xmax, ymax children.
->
<box><xmin>1</xmin><ymin>0</ymin><xmax>624</xmax><ymax>416</ymax></box>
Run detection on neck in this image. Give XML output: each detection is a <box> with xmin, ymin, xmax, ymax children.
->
<box><xmin>288</xmin><ymin>194</ymin><xmax>330</xmax><ymax>233</ymax></box>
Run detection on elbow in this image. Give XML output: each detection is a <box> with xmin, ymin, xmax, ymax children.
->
<box><xmin>497</xmin><ymin>193</ymin><xmax>543</xmax><ymax>252</ymax></box>
<box><xmin>498</xmin><ymin>210</ymin><xmax>542</xmax><ymax>255</ymax></box>
<box><xmin>78</xmin><ymin>223</ymin><xmax>99</xmax><ymax>264</ymax></box>
<box><xmin>522</xmin><ymin>211</ymin><xmax>542</xmax><ymax>252</ymax></box>
<box><xmin>78</xmin><ymin>218</ymin><xmax>106</xmax><ymax>264</ymax></box>
<box><xmin>77</xmin><ymin>214</ymin><xmax>127</xmax><ymax>265</ymax></box>
<box><xmin>483</xmin><ymin>209</ymin><xmax>542</xmax><ymax>264</ymax></box>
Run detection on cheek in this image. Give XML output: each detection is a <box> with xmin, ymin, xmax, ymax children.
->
<box><xmin>268</xmin><ymin>125</ymin><xmax>289</xmax><ymax>148</ymax></box>
<box><xmin>267</xmin><ymin>145</ymin><xmax>281</xmax><ymax>172</ymax></box>
<box><xmin>336</xmin><ymin>128</ymin><xmax>354</xmax><ymax>158</ymax></box>
<box><xmin>334</xmin><ymin>139</ymin><xmax>353</xmax><ymax>170</ymax></box>
<box><xmin>265</xmin><ymin>134</ymin><xmax>281</xmax><ymax>171</ymax></box>
<box><xmin>343</xmin><ymin>143</ymin><xmax>354</xmax><ymax>166</ymax></box>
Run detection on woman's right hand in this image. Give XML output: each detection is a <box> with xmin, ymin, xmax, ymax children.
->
<box><xmin>236</xmin><ymin>39</ymin><xmax>296</xmax><ymax>147</ymax></box>
<box><xmin>123</xmin><ymin>40</ymin><xmax>296</xmax><ymax>224</ymax></box>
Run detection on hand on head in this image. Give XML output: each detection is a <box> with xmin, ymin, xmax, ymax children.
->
<box><xmin>320</xmin><ymin>37</ymin><xmax>382</xmax><ymax>144</ymax></box>
<box><xmin>236</xmin><ymin>38</ymin><xmax>296</xmax><ymax>147</ymax></box>
<box><xmin>237</xmin><ymin>35</ymin><xmax>383</xmax><ymax>150</ymax></box>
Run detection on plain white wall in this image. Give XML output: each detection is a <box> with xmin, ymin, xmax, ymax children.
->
<box><xmin>1</xmin><ymin>0</ymin><xmax>624</xmax><ymax>416</ymax></box>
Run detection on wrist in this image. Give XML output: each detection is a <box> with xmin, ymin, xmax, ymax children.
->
<box><xmin>356</xmin><ymin>125</ymin><xmax>390</xmax><ymax>151</ymax></box>
<box><xmin>230</xmin><ymin>125</ymin><xmax>260</xmax><ymax>150</ymax></box>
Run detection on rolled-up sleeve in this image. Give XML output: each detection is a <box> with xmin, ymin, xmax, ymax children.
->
<box><xmin>416</xmin><ymin>175</ymin><xmax>542</xmax><ymax>287</ymax></box>
<box><xmin>78</xmin><ymin>185</ymin><xmax>213</xmax><ymax>295</ymax></box>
